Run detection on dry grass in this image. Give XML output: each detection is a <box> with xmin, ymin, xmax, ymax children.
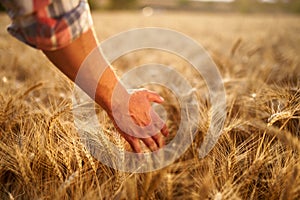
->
<box><xmin>0</xmin><ymin>11</ymin><xmax>300</xmax><ymax>199</ymax></box>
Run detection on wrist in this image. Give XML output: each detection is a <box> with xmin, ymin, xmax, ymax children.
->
<box><xmin>95</xmin><ymin>67</ymin><xmax>129</xmax><ymax>113</ymax></box>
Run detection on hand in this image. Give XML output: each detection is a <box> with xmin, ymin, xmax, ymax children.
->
<box><xmin>43</xmin><ymin>28</ymin><xmax>169</xmax><ymax>153</ymax></box>
<box><xmin>108</xmin><ymin>89</ymin><xmax>169</xmax><ymax>153</ymax></box>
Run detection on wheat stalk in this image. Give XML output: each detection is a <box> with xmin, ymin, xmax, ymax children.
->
<box><xmin>231</xmin><ymin>38</ymin><xmax>242</xmax><ymax>57</ymax></box>
<box><xmin>45</xmin><ymin>150</ymin><xmax>64</xmax><ymax>182</ymax></box>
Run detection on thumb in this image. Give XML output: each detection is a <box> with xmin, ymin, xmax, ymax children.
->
<box><xmin>145</xmin><ymin>91</ymin><xmax>164</xmax><ymax>103</ymax></box>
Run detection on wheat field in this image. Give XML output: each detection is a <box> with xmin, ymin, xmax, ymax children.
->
<box><xmin>0</xmin><ymin>11</ymin><xmax>300</xmax><ymax>199</ymax></box>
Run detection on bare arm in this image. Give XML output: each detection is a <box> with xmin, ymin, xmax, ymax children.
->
<box><xmin>43</xmin><ymin>28</ymin><xmax>168</xmax><ymax>152</ymax></box>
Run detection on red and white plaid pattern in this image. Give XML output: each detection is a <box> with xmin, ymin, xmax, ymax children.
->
<box><xmin>0</xmin><ymin>0</ymin><xmax>93</xmax><ymax>50</ymax></box>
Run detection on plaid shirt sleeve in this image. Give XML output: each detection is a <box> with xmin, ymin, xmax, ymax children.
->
<box><xmin>0</xmin><ymin>0</ymin><xmax>93</xmax><ymax>51</ymax></box>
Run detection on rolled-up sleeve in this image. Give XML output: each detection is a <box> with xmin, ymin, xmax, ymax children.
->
<box><xmin>0</xmin><ymin>0</ymin><xmax>93</xmax><ymax>50</ymax></box>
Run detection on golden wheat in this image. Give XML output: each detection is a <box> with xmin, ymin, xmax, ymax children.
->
<box><xmin>0</xmin><ymin>11</ymin><xmax>299</xmax><ymax>199</ymax></box>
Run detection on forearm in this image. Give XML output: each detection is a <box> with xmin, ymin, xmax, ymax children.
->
<box><xmin>43</xmin><ymin>28</ymin><xmax>126</xmax><ymax>111</ymax></box>
<box><xmin>3</xmin><ymin>0</ymin><xmax>168</xmax><ymax>152</ymax></box>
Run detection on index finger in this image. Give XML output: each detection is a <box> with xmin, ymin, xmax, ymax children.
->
<box><xmin>161</xmin><ymin>124</ymin><xmax>169</xmax><ymax>137</ymax></box>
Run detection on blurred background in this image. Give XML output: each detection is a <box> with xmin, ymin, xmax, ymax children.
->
<box><xmin>1</xmin><ymin>0</ymin><xmax>299</xmax><ymax>13</ymax></box>
<box><xmin>86</xmin><ymin>0</ymin><xmax>300</xmax><ymax>13</ymax></box>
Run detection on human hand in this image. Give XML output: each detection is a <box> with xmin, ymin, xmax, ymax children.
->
<box><xmin>108</xmin><ymin>89</ymin><xmax>169</xmax><ymax>153</ymax></box>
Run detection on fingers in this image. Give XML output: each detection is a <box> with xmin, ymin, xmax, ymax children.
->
<box><xmin>128</xmin><ymin>135</ymin><xmax>164</xmax><ymax>153</ymax></box>
<box><xmin>152</xmin><ymin>134</ymin><xmax>165</xmax><ymax>148</ymax></box>
<box><xmin>127</xmin><ymin>138</ymin><xmax>142</xmax><ymax>153</ymax></box>
<box><xmin>121</xmin><ymin>126</ymin><xmax>167</xmax><ymax>153</ymax></box>
<box><xmin>127</xmin><ymin>134</ymin><xmax>164</xmax><ymax>153</ymax></box>
<box><xmin>141</xmin><ymin>137</ymin><xmax>159</xmax><ymax>151</ymax></box>
<box><xmin>150</xmin><ymin>110</ymin><xmax>169</xmax><ymax>137</ymax></box>
<box><xmin>114</xmin><ymin>88</ymin><xmax>169</xmax><ymax>153</ymax></box>
<box><xmin>161</xmin><ymin>124</ymin><xmax>169</xmax><ymax>137</ymax></box>
<box><xmin>145</xmin><ymin>90</ymin><xmax>164</xmax><ymax>103</ymax></box>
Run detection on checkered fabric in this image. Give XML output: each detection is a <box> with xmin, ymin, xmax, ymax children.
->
<box><xmin>0</xmin><ymin>0</ymin><xmax>93</xmax><ymax>50</ymax></box>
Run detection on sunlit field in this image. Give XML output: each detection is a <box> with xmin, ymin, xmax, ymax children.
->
<box><xmin>0</xmin><ymin>11</ymin><xmax>300</xmax><ymax>199</ymax></box>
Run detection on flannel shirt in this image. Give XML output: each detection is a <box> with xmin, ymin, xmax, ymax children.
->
<box><xmin>0</xmin><ymin>0</ymin><xmax>93</xmax><ymax>50</ymax></box>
